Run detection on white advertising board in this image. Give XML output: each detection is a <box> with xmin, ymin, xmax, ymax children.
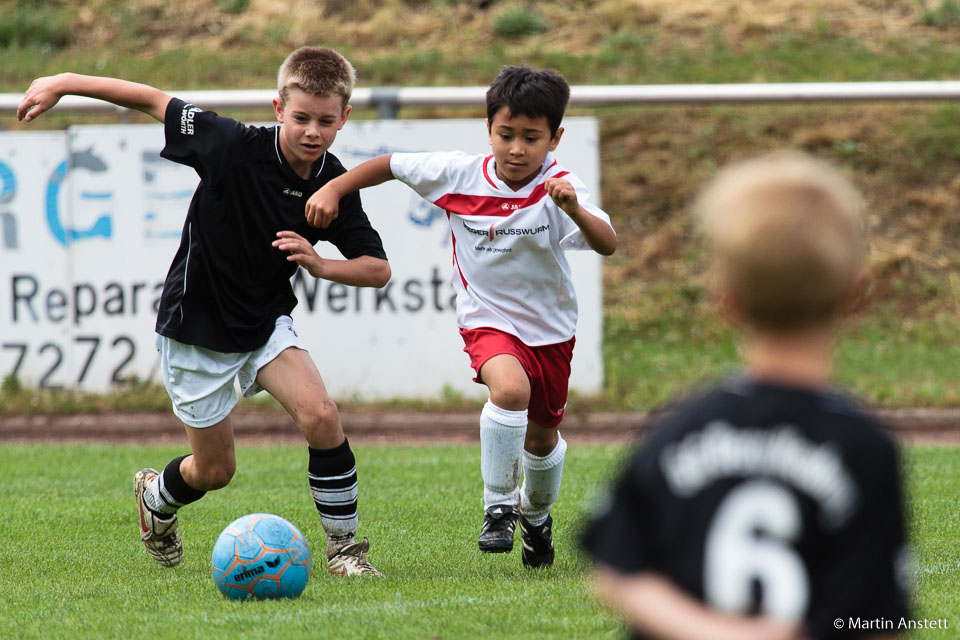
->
<box><xmin>0</xmin><ymin>118</ymin><xmax>603</xmax><ymax>399</ymax></box>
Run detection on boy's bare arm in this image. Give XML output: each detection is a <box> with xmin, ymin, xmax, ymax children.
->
<box><xmin>273</xmin><ymin>231</ymin><xmax>390</xmax><ymax>288</ymax></box>
<box><xmin>544</xmin><ymin>177</ymin><xmax>617</xmax><ymax>256</ymax></box>
<box><xmin>305</xmin><ymin>154</ymin><xmax>395</xmax><ymax>229</ymax></box>
<box><xmin>591</xmin><ymin>568</ymin><xmax>806</xmax><ymax>640</ymax></box>
<box><xmin>18</xmin><ymin>73</ymin><xmax>171</xmax><ymax>124</ymax></box>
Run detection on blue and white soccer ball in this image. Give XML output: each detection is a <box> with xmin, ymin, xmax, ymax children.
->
<box><xmin>211</xmin><ymin>513</ymin><xmax>311</xmax><ymax>601</ymax></box>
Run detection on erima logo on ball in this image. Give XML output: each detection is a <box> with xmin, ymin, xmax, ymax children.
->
<box><xmin>233</xmin><ymin>565</ymin><xmax>266</xmax><ymax>582</ymax></box>
<box><xmin>265</xmin><ymin>556</ymin><xmax>281</xmax><ymax>568</ymax></box>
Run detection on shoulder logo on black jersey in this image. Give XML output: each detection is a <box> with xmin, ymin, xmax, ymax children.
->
<box><xmin>179</xmin><ymin>105</ymin><xmax>202</xmax><ymax>136</ymax></box>
<box><xmin>283</xmin><ymin>188</ymin><xmax>303</xmax><ymax>198</ymax></box>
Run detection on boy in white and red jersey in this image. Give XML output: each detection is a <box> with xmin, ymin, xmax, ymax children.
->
<box><xmin>304</xmin><ymin>65</ymin><xmax>617</xmax><ymax>568</ymax></box>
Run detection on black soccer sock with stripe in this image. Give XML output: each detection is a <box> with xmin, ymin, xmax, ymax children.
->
<box><xmin>308</xmin><ymin>439</ymin><xmax>359</xmax><ymax>553</ymax></box>
<box><xmin>145</xmin><ymin>455</ymin><xmax>206</xmax><ymax>517</ymax></box>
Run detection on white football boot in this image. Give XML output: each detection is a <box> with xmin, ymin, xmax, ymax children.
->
<box><xmin>134</xmin><ymin>468</ymin><xmax>183</xmax><ymax>567</ymax></box>
<box><xmin>326</xmin><ymin>536</ymin><xmax>381</xmax><ymax>576</ymax></box>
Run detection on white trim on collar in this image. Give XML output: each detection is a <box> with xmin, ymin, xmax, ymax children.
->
<box><xmin>274</xmin><ymin>127</ymin><xmax>283</xmax><ymax>166</ymax></box>
<box><xmin>275</xmin><ymin>125</ymin><xmax>327</xmax><ymax>177</ymax></box>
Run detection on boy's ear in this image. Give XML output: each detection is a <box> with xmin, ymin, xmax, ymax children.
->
<box><xmin>844</xmin><ymin>268</ymin><xmax>869</xmax><ymax>314</ymax></box>
<box><xmin>548</xmin><ymin>126</ymin><xmax>564</xmax><ymax>151</ymax></box>
<box><xmin>715</xmin><ymin>282</ymin><xmax>743</xmax><ymax>324</ymax></box>
<box><xmin>272</xmin><ymin>97</ymin><xmax>284</xmax><ymax>123</ymax></box>
<box><xmin>338</xmin><ymin>104</ymin><xmax>352</xmax><ymax>129</ymax></box>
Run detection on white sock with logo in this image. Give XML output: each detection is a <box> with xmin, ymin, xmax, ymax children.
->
<box><xmin>479</xmin><ymin>400</ymin><xmax>528</xmax><ymax>510</ymax></box>
<box><xmin>520</xmin><ymin>433</ymin><xmax>567</xmax><ymax>526</ymax></box>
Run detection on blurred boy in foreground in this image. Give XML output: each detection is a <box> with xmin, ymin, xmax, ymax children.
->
<box><xmin>582</xmin><ymin>152</ymin><xmax>909</xmax><ymax>639</ymax></box>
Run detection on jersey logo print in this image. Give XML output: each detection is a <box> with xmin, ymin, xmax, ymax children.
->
<box><xmin>282</xmin><ymin>188</ymin><xmax>303</xmax><ymax>198</ymax></box>
<box><xmin>179</xmin><ymin>105</ymin><xmax>202</xmax><ymax>136</ymax></box>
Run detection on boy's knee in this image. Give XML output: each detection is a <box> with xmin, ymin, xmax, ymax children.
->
<box><xmin>298</xmin><ymin>397</ymin><xmax>341</xmax><ymax>439</ymax></box>
<box><xmin>489</xmin><ymin>381</ymin><xmax>530</xmax><ymax>411</ymax></box>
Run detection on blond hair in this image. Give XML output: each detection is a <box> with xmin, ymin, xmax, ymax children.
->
<box><xmin>696</xmin><ymin>152</ymin><xmax>867</xmax><ymax>332</ymax></box>
<box><xmin>277</xmin><ymin>46</ymin><xmax>355</xmax><ymax>108</ymax></box>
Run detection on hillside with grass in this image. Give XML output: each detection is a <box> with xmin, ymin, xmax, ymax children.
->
<box><xmin>2</xmin><ymin>0</ymin><xmax>959</xmax><ymax>410</ymax></box>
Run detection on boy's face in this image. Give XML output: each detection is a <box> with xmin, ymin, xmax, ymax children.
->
<box><xmin>273</xmin><ymin>88</ymin><xmax>351</xmax><ymax>173</ymax></box>
<box><xmin>487</xmin><ymin>107</ymin><xmax>563</xmax><ymax>190</ymax></box>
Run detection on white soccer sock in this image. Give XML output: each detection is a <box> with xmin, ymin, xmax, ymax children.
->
<box><xmin>479</xmin><ymin>400</ymin><xmax>528</xmax><ymax>510</ymax></box>
<box><xmin>144</xmin><ymin>476</ymin><xmax>177</xmax><ymax>515</ymax></box>
<box><xmin>520</xmin><ymin>433</ymin><xmax>567</xmax><ymax>526</ymax></box>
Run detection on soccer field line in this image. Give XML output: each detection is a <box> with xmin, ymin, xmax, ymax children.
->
<box><xmin>913</xmin><ymin>560</ymin><xmax>960</xmax><ymax>577</ymax></box>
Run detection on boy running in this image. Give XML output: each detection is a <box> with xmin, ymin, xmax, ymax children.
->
<box><xmin>304</xmin><ymin>65</ymin><xmax>617</xmax><ymax>568</ymax></box>
<box><xmin>18</xmin><ymin>47</ymin><xmax>390</xmax><ymax>576</ymax></box>
<box><xmin>582</xmin><ymin>153</ymin><xmax>909</xmax><ymax>639</ymax></box>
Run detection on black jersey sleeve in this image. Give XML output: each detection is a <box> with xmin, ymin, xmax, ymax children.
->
<box><xmin>581</xmin><ymin>444</ymin><xmax>660</xmax><ymax>574</ymax></box>
<box><xmin>160</xmin><ymin>97</ymin><xmax>255</xmax><ymax>185</ymax></box>
<box><xmin>323</xmin><ymin>189</ymin><xmax>388</xmax><ymax>260</ymax></box>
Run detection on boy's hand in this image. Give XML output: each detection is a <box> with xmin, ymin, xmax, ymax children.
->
<box><xmin>545</xmin><ymin>177</ymin><xmax>580</xmax><ymax>216</ymax></box>
<box><xmin>304</xmin><ymin>184</ymin><xmax>340</xmax><ymax>229</ymax></box>
<box><xmin>18</xmin><ymin>74</ymin><xmax>69</xmax><ymax>122</ymax></box>
<box><xmin>273</xmin><ymin>230</ymin><xmax>325</xmax><ymax>278</ymax></box>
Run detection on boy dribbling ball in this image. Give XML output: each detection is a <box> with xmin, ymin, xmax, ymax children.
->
<box><xmin>303</xmin><ymin>64</ymin><xmax>617</xmax><ymax>568</ymax></box>
<box><xmin>18</xmin><ymin>47</ymin><xmax>391</xmax><ymax>576</ymax></box>
<box><xmin>582</xmin><ymin>152</ymin><xmax>910</xmax><ymax>639</ymax></box>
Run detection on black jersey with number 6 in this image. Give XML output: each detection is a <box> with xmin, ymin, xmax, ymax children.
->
<box><xmin>155</xmin><ymin>98</ymin><xmax>387</xmax><ymax>353</ymax></box>
<box><xmin>582</xmin><ymin>378</ymin><xmax>909</xmax><ymax>640</ymax></box>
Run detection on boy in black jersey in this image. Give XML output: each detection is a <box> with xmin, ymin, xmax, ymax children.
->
<box><xmin>582</xmin><ymin>153</ymin><xmax>910</xmax><ymax>639</ymax></box>
<box><xmin>19</xmin><ymin>47</ymin><xmax>390</xmax><ymax>576</ymax></box>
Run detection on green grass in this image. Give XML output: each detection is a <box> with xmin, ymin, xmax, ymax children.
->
<box><xmin>0</xmin><ymin>443</ymin><xmax>956</xmax><ymax>638</ymax></box>
<box><xmin>8</xmin><ymin>26</ymin><xmax>960</xmax><ymax>91</ymax></box>
<box><xmin>0</xmin><ymin>443</ymin><xmax>626</xmax><ymax>640</ymax></box>
<box><xmin>602</xmin><ymin>305</ymin><xmax>960</xmax><ymax>411</ymax></box>
<box><xmin>904</xmin><ymin>445</ymin><xmax>960</xmax><ymax>624</ymax></box>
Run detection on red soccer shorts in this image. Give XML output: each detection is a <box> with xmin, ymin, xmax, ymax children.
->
<box><xmin>459</xmin><ymin>327</ymin><xmax>576</xmax><ymax>428</ymax></box>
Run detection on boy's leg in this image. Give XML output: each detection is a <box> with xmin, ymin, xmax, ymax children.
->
<box><xmin>521</xmin><ymin>425</ymin><xmax>562</xmax><ymax>521</ymax></box>
<box><xmin>517</xmin><ymin>337</ymin><xmax>574</xmax><ymax>568</ymax></box>
<box><xmin>476</xmin><ymin>354</ymin><xmax>530</xmax><ymax>553</ymax></box>
<box><xmin>139</xmin><ymin>335</ymin><xmax>242</xmax><ymax>567</ymax></box>
<box><xmin>255</xmin><ymin>346</ymin><xmax>379</xmax><ymax>576</ymax></box>
<box><xmin>518</xmin><ymin>425</ymin><xmax>566</xmax><ymax>569</ymax></box>
<box><xmin>135</xmin><ymin>418</ymin><xmax>234</xmax><ymax>567</ymax></box>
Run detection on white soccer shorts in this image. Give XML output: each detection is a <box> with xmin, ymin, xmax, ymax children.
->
<box><xmin>155</xmin><ymin>315</ymin><xmax>306</xmax><ymax>428</ymax></box>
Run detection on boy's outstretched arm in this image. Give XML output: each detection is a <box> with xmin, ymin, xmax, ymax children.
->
<box><xmin>273</xmin><ymin>231</ymin><xmax>390</xmax><ymax>288</ymax></box>
<box><xmin>591</xmin><ymin>568</ymin><xmax>806</xmax><ymax>640</ymax></box>
<box><xmin>18</xmin><ymin>73</ymin><xmax>170</xmax><ymax>124</ymax></box>
<box><xmin>545</xmin><ymin>177</ymin><xmax>617</xmax><ymax>256</ymax></box>
<box><xmin>305</xmin><ymin>154</ymin><xmax>395</xmax><ymax>229</ymax></box>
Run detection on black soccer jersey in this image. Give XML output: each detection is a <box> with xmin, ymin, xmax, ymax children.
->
<box><xmin>155</xmin><ymin>98</ymin><xmax>387</xmax><ymax>353</ymax></box>
<box><xmin>582</xmin><ymin>378</ymin><xmax>909</xmax><ymax>640</ymax></box>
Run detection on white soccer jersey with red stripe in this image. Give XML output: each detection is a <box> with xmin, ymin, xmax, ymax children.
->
<box><xmin>390</xmin><ymin>151</ymin><xmax>614</xmax><ymax>346</ymax></box>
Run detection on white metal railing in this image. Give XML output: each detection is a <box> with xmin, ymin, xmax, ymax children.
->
<box><xmin>3</xmin><ymin>82</ymin><xmax>960</xmax><ymax>119</ymax></box>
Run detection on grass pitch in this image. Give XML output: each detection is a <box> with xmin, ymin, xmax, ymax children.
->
<box><xmin>0</xmin><ymin>442</ymin><xmax>956</xmax><ymax>639</ymax></box>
